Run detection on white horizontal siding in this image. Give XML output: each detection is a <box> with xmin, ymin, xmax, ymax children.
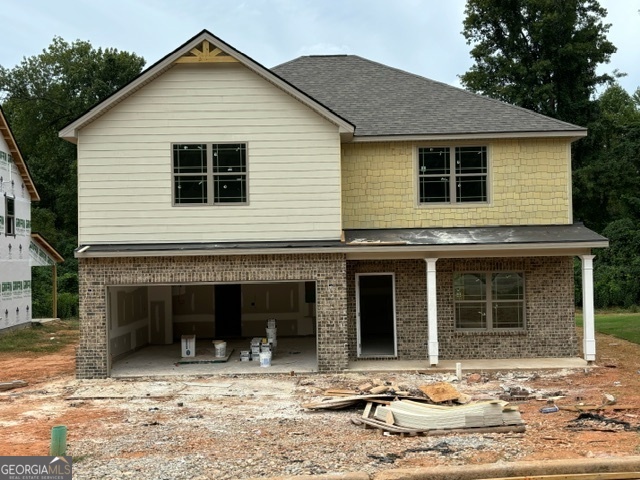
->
<box><xmin>77</xmin><ymin>63</ymin><xmax>342</xmax><ymax>244</ymax></box>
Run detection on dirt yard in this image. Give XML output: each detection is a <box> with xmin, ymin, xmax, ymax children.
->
<box><xmin>1</xmin><ymin>328</ymin><xmax>639</xmax><ymax>479</ymax></box>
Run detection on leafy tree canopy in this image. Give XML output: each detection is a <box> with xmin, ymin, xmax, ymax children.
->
<box><xmin>0</xmin><ymin>37</ymin><xmax>144</xmax><ymax>317</ymax></box>
<box><xmin>0</xmin><ymin>37</ymin><xmax>145</xmax><ymax>235</ymax></box>
<box><xmin>460</xmin><ymin>0</ymin><xmax>617</xmax><ymax>126</ymax></box>
<box><xmin>593</xmin><ymin>218</ymin><xmax>640</xmax><ymax>308</ymax></box>
<box><xmin>573</xmin><ymin>84</ymin><xmax>640</xmax><ymax>230</ymax></box>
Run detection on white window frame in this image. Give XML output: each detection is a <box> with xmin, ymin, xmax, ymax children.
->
<box><xmin>417</xmin><ymin>145</ymin><xmax>489</xmax><ymax>204</ymax></box>
<box><xmin>453</xmin><ymin>271</ymin><xmax>525</xmax><ymax>331</ymax></box>
<box><xmin>172</xmin><ymin>143</ymin><xmax>248</xmax><ymax>206</ymax></box>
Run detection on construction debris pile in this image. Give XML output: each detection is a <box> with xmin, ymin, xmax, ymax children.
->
<box><xmin>374</xmin><ymin>399</ymin><xmax>523</xmax><ymax>430</ymax></box>
<box><xmin>303</xmin><ymin>379</ymin><xmax>525</xmax><ymax>436</ymax></box>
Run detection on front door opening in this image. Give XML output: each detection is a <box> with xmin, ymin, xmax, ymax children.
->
<box><xmin>356</xmin><ymin>273</ymin><xmax>396</xmax><ymax>357</ymax></box>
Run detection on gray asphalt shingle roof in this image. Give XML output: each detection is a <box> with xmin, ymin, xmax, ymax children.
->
<box><xmin>272</xmin><ymin>55</ymin><xmax>585</xmax><ymax>138</ymax></box>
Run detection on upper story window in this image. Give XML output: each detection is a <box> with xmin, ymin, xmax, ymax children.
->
<box><xmin>4</xmin><ymin>195</ymin><xmax>15</xmax><ymax>236</ymax></box>
<box><xmin>172</xmin><ymin>143</ymin><xmax>247</xmax><ymax>205</ymax></box>
<box><xmin>418</xmin><ymin>146</ymin><xmax>488</xmax><ymax>204</ymax></box>
<box><xmin>454</xmin><ymin>272</ymin><xmax>525</xmax><ymax>330</ymax></box>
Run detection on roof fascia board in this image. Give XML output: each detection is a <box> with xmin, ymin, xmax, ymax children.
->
<box><xmin>59</xmin><ymin>31</ymin><xmax>354</xmax><ymax>142</ymax></box>
<box><xmin>75</xmin><ymin>240</ymin><xmax>608</xmax><ymax>259</ymax></box>
<box><xmin>0</xmin><ymin>107</ymin><xmax>40</xmax><ymax>201</ymax></box>
<box><xmin>31</xmin><ymin>233</ymin><xmax>64</xmax><ymax>263</ymax></box>
<box><xmin>348</xmin><ymin>130</ymin><xmax>588</xmax><ymax>143</ymax></box>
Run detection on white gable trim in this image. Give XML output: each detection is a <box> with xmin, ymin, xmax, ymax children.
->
<box><xmin>59</xmin><ymin>30</ymin><xmax>354</xmax><ymax>143</ymax></box>
<box><xmin>0</xmin><ymin>107</ymin><xmax>39</xmax><ymax>201</ymax></box>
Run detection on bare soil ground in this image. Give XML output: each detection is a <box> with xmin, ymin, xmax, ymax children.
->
<box><xmin>0</xmin><ymin>329</ymin><xmax>639</xmax><ymax>479</ymax></box>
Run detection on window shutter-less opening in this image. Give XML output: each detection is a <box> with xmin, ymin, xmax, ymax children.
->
<box><xmin>172</xmin><ymin>143</ymin><xmax>247</xmax><ymax>205</ymax></box>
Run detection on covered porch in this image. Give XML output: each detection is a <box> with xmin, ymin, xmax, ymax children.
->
<box><xmin>343</xmin><ymin>224</ymin><xmax>608</xmax><ymax>366</ymax></box>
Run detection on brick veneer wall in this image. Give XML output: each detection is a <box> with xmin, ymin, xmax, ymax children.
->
<box><xmin>346</xmin><ymin>256</ymin><xmax>577</xmax><ymax>361</ymax></box>
<box><xmin>437</xmin><ymin>256</ymin><xmax>577</xmax><ymax>359</ymax></box>
<box><xmin>77</xmin><ymin>254</ymin><xmax>347</xmax><ymax>379</ymax></box>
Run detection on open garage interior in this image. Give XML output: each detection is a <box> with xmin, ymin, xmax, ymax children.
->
<box><xmin>106</xmin><ymin>281</ymin><xmax>317</xmax><ymax>376</ymax></box>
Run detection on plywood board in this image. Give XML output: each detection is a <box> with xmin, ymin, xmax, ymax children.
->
<box><xmin>419</xmin><ymin>382</ymin><xmax>462</xmax><ymax>403</ymax></box>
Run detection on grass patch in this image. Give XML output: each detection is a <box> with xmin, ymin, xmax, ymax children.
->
<box><xmin>0</xmin><ymin>319</ymin><xmax>79</xmax><ymax>353</ymax></box>
<box><xmin>576</xmin><ymin>312</ymin><xmax>640</xmax><ymax>345</ymax></box>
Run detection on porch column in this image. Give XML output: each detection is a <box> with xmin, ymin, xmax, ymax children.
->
<box><xmin>425</xmin><ymin>258</ymin><xmax>439</xmax><ymax>366</ymax></box>
<box><xmin>580</xmin><ymin>254</ymin><xmax>596</xmax><ymax>362</ymax></box>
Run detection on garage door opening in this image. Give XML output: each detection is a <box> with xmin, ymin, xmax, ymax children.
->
<box><xmin>107</xmin><ymin>281</ymin><xmax>317</xmax><ymax>376</ymax></box>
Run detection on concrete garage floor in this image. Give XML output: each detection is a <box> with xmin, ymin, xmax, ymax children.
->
<box><xmin>111</xmin><ymin>336</ymin><xmax>318</xmax><ymax>377</ymax></box>
<box><xmin>111</xmin><ymin>335</ymin><xmax>588</xmax><ymax>378</ymax></box>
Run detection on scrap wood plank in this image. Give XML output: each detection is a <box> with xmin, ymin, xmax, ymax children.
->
<box><xmin>302</xmin><ymin>394</ymin><xmax>396</xmax><ymax>410</ymax></box>
<box><xmin>357</xmin><ymin>417</ymin><xmax>526</xmax><ymax>436</ymax></box>
<box><xmin>359</xmin><ymin>416</ymin><xmax>423</xmax><ymax>434</ymax></box>
<box><xmin>302</xmin><ymin>394</ymin><xmax>424</xmax><ymax>410</ymax></box>
<box><xmin>424</xmin><ymin>425</ymin><xmax>526</xmax><ymax>436</ymax></box>
<box><xmin>418</xmin><ymin>382</ymin><xmax>461</xmax><ymax>403</ymax></box>
<box><xmin>559</xmin><ymin>405</ymin><xmax>638</xmax><ymax>412</ymax></box>
<box><xmin>370</xmin><ymin>385</ymin><xmax>389</xmax><ymax>394</ymax></box>
<box><xmin>323</xmin><ymin>389</ymin><xmax>359</xmax><ymax>396</ymax></box>
<box><xmin>66</xmin><ymin>395</ymin><xmax>175</xmax><ymax>401</ymax></box>
<box><xmin>362</xmin><ymin>401</ymin><xmax>376</xmax><ymax>430</ymax></box>
<box><xmin>0</xmin><ymin>380</ymin><xmax>28</xmax><ymax>392</ymax></box>
<box><xmin>479</xmin><ymin>473</ymin><xmax>640</xmax><ymax>480</ymax></box>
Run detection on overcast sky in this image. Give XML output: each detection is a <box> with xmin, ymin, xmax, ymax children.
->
<box><xmin>1</xmin><ymin>0</ymin><xmax>638</xmax><ymax>95</ymax></box>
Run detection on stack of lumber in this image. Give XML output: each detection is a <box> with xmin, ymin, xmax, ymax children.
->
<box><xmin>373</xmin><ymin>399</ymin><xmax>524</xmax><ymax>431</ymax></box>
<box><xmin>302</xmin><ymin>393</ymin><xmax>424</xmax><ymax>410</ymax></box>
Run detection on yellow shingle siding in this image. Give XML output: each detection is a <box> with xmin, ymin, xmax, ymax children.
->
<box><xmin>341</xmin><ymin>139</ymin><xmax>571</xmax><ymax>229</ymax></box>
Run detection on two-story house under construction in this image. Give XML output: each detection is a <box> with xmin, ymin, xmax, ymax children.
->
<box><xmin>1</xmin><ymin>107</ymin><xmax>64</xmax><ymax>332</ymax></box>
<box><xmin>60</xmin><ymin>30</ymin><xmax>607</xmax><ymax>379</ymax></box>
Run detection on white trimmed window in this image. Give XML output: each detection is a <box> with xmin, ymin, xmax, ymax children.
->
<box><xmin>172</xmin><ymin>143</ymin><xmax>247</xmax><ymax>205</ymax></box>
<box><xmin>4</xmin><ymin>195</ymin><xmax>15</xmax><ymax>236</ymax></box>
<box><xmin>454</xmin><ymin>272</ymin><xmax>525</xmax><ymax>330</ymax></box>
<box><xmin>418</xmin><ymin>146</ymin><xmax>488</xmax><ymax>203</ymax></box>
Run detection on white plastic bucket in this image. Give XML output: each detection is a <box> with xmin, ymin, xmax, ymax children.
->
<box><xmin>214</xmin><ymin>341</ymin><xmax>226</xmax><ymax>357</ymax></box>
<box><xmin>259</xmin><ymin>351</ymin><xmax>272</xmax><ymax>367</ymax></box>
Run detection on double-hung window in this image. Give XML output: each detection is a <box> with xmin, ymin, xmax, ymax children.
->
<box><xmin>418</xmin><ymin>146</ymin><xmax>488</xmax><ymax>203</ymax></box>
<box><xmin>173</xmin><ymin>143</ymin><xmax>247</xmax><ymax>205</ymax></box>
<box><xmin>454</xmin><ymin>272</ymin><xmax>525</xmax><ymax>330</ymax></box>
<box><xmin>4</xmin><ymin>196</ymin><xmax>15</xmax><ymax>236</ymax></box>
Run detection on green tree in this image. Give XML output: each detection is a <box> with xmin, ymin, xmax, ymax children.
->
<box><xmin>593</xmin><ymin>219</ymin><xmax>640</xmax><ymax>308</ymax></box>
<box><xmin>573</xmin><ymin>85</ymin><xmax>640</xmax><ymax>231</ymax></box>
<box><xmin>0</xmin><ymin>37</ymin><xmax>145</xmax><ymax>317</ymax></box>
<box><xmin>460</xmin><ymin>0</ymin><xmax>617</xmax><ymax>127</ymax></box>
